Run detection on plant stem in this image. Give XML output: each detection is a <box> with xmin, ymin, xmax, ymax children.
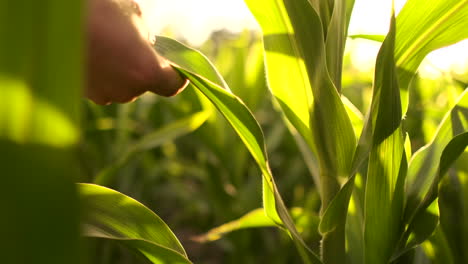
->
<box><xmin>320</xmin><ymin>174</ymin><xmax>347</xmax><ymax>263</ymax></box>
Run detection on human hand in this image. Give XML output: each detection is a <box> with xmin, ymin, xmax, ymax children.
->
<box><xmin>86</xmin><ymin>0</ymin><xmax>188</xmax><ymax>105</ymax></box>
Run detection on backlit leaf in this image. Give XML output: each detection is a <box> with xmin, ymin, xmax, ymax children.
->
<box><xmin>194</xmin><ymin>207</ymin><xmax>318</xmax><ymax>243</ymax></box>
<box><xmin>362</xmin><ymin>13</ymin><xmax>407</xmax><ymax>263</ymax></box>
<box><xmin>155</xmin><ymin>37</ymin><xmax>322</xmax><ymax>263</ymax></box>
<box><xmin>79</xmin><ymin>183</ymin><xmax>191</xmax><ymax>264</ymax></box>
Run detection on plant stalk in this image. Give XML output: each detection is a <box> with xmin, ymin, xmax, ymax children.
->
<box><xmin>320</xmin><ymin>174</ymin><xmax>347</xmax><ymax>264</ymax></box>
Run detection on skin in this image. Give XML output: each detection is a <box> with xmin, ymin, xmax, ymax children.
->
<box><xmin>86</xmin><ymin>0</ymin><xmax>188</xmax><ymax>105</ymax></box>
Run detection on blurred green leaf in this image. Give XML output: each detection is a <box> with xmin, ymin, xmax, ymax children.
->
<box><xmin>155</xmin><ymin>36</ymin><xmax>322</xmax><ymax>263</ymax></box>
<box><xmin>396</xmin><ymin>199</ymin><xmax>440</xmax><ymax>260</ymax></box>
<box><xmin>94</xmin><ymin>111</ymin><xmax>210</xmax><ymax>185</ymax></box>
<box><xmin>194</xmin><ymin>207</ymin><xmax>318</xmax><ymax>243</ymax></box>
<box><xmin>79</xmin><ymin>183</ymin><xmax>191</xmax><ymax>264</ymax></box>
<box><xmin>194</xmin><ymin>208</ymin><xmax>277</xmax><ymax>243</ymax></box>
<box><xmin>0</xmin><ymin>1</ymin><xmax>82</xmax><ymax>264</ymax></box>
<box><xmin>422</xmin><ymin>226</ymin><xmax>455</xmax><ymax>264</ymax></box>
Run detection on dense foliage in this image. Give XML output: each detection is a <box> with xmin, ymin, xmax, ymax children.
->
<box><xmin>1</xmin><ymin>0</ymin><xmax>467</xmax><ymax>263</ymax></box>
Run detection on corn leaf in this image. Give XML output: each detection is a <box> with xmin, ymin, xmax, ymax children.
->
<box><xmin>194</xmin><ymin>208</ymin><xmax>277</xmax><ymax>243</ymax></box>
<box><xmin>243</xmin><ymin>0</ymin><xmax>314</xmax><ymax>152</ymax></box>
<box><xmin>406</xmin><ymin>89</ymin><xmax>468</xmax><ymax>216</ymax></box>
<box><xmin>325</xmin><ymin>0</ymin><xmax>352</xmax><ymax>91</ymax></box>
<box><xmin>349</xmin><ymin>0</ymin><xmax>468</xmax><ymax>113</ymax></box>
<box><xmin>155</xmin><ymin>36</ymin><xmax>229</xmax><ymax>91</ymax></box>
<box><xmin>395</xmin><ymin>0</ymin><xmax>468</xmax><ymax>112</ymax></box>
<box><xmin>78</xmin><ymin>183</ymin><xmax>191</xmax><ymax>264</ymax></box>
<box><xmin>362</xmin><ymin>13</ymin><xmax>407</xmax><ymax>263</ymax></box>
<box><xmin>245</xmin><ymin>1</ymin><xmax>357</xmax><ymax>262</ymax></box>
<box><xmin>194</xmin><ymin>207</ymin><xmax>318</xmax><ymax>243</ymax></box>
<box><xmin>155</xmin><ymin>37</ymin><xmax>322</xmax><ymax>263</ymax></box>
<box><xmin>342</xmin><ymin>96</ymin><xmax>364</xmax><ymax>139</ymax></box>
<box><xmin>392</xmin><ymin>131</ymin><xmax>468</xmax><ymax>260</ymax></box>
<box><xmin>321</xmin><ymin>0</ymin><xmax>468</xmax><ymax>248</ymax></box>
<box><xmin>246</xmin><ymin>0</ymin><xmax>356</xmax><ymax>182</ymax></box>
<box><xmin>345</xmin><ymin>174</ymin><xmax>365</xmax><ymax>264</ymax></box>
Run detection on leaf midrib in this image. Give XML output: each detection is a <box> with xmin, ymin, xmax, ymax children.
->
<box><xmin>396</xmin><ymin>0</ymin><xmax>467</xmax><ymax>66</ymax></box>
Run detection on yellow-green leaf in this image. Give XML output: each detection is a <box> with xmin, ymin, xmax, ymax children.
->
<box><xmin>79</xmin><ymin>183</ymin><xmax>191</xmax><ymax>264</ymax></box>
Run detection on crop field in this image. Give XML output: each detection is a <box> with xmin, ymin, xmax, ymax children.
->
<box><xmin>1</xmin><ymin>0</ymin><xmax>467</xmax><ymax>263</ymax></box>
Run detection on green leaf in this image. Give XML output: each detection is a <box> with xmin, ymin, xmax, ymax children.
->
<box><xmin>395</xmin><ymin>0</ymin><xmax>468</xmax><ymax>112</ymax></box>
<box><xmin>78</xmin><ymin>183</ymin><xmax>191</xmax><ymax>264</ymax></box>
<box><xmin>350</xmin><ymin>0</ymin><xmax>468</xmax><ymax>113</ymax></box>
<box><xmin>94</xmin><ymin>111</ymin><xmax>210</xmax><ymax>185</ymax></box>
<box><xmin>362</xmin><ymin>13</ymin><xmax>408</xmax><ymax>263</ymax></box>
<box><xmin>250</xmin><ymin>0</ymin><xmax>357</xmax><ymax>182</ymax></box>
<box><xmin>345</xmin><ymin>174</ymin><xmax>365</xmax><ymax>264</ymax></box>
<box><xmin>322</xmin><ymin>0</ymin><xmax>468</xmax><ymax>259</ymax></box>
<box><xmin>244</xmin><ymin>0</ymin><xmax>315</xmax><ymax>153</ymax></box>
<box><xmin>391</xmin><ymin>199</ymin><xmax>440</xmax><ymax>262</ymax></box>
<box><xmin>392</xmin><ymin>131</ymin><xmax>468</xmax><ymax>260</ymax></box>
<box><xmin>0</xmin><ymin>1</ymin><xmax>83</xmax><ymax>264</ymax></box>
<box><xmin>155</xmin><ymin>37</ymin><xmax>322</xmax><ymax>263</ymax></box>
<box><xmin>325</xmin><ymin>0</ymin><xmax>352</xmax><ymax>91</ymax></box>
<box><xmin>342</xmin><ymin>95</ymin><xmax>364</xmax><ymax>138</ymax></box>
<box><xmin>194</xmin><ymin>207</ymin><xmax>318</xmax><ymax>243</ymax></box>
<box><xmin>406</xmin><ymin>89</ymin><xmax>468</xmax><ymax>216</ymax></box>
<box><xmin>155</xmin><ymin>36</ymin><xmax>229</xmax><ymax>90</ymax></box>
<box><xmin>245</xmin><ymin>1</ymin><xmax>356</xmax><ymax>262</ymax></box>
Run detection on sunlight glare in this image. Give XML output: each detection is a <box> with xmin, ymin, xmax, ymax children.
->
<box><xmin>140</xmin><ymin>0</ymin><xmax>467</xmax><ymax>74</ymax></box>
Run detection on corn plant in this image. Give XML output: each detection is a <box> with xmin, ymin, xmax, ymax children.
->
<box><xmin>83</xmin><ymin>0</ymin><xmax>467</xmax><ymax>263</ymax></box>
<box><xmin>153</xmin><ymin>0</ymin><xmax>468</xmax><ymax>263</ymax></box>
<box><xmin>3</xmin><ymin>0</ymin><xmax>467</xmax><ymax>263</ymax></box>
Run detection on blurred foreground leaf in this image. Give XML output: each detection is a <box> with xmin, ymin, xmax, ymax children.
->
<box><xmin>0</xmin><ymin>1</ymin><xmax>83</xmax><ymax>263</ymax></box>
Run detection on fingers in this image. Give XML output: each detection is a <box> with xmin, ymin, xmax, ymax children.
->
<box><xmin>85</xmin><ymin>0</ymin><xmax>189</xmax><ymax>105</ymax></box>
<box><xmin>145</xmin><ymin>53</ymin><xmax>190</xmax><ymax>97</ymax></box>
